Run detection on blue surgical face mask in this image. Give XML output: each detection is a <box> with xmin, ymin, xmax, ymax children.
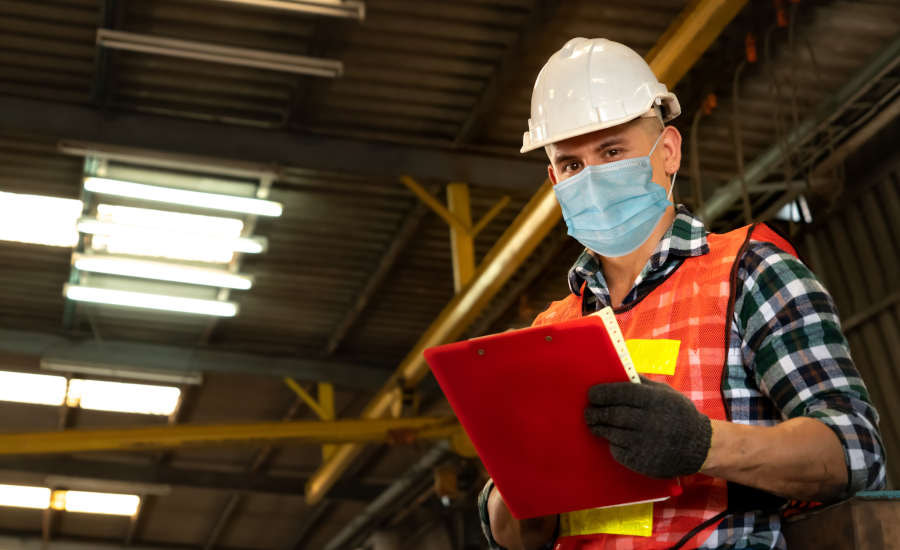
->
<box><xmin>553</xmin><ymin>132</ymin><xmax>676</xmax><ymax>258</ymax></box>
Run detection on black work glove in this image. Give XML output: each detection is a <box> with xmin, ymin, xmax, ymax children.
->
<box><xmin>584</xmin><ymin>376</ymin><xmax>712</xmax><ymax>479</ymax></box>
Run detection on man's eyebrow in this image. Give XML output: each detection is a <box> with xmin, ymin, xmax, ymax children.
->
<box><xmin>553</xmin><ymin>153</ymin><xmax>578</xmax><ymax>165</ymax></box>
<box><xmin>553</xmin><ymin>137</ymin><xmax>628</xmax><ymax>164</ymax></box>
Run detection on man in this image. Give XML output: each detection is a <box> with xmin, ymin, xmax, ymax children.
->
<box><xmin>477</xmin><ymin>38</ymin><xmax>885</xmax><ymax>550</ymax></box>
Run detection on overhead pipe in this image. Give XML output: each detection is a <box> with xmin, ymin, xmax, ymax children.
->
<box><xmin>322</xmin><ymin>442</ymin><xmax>450</xmax><ymax>550</ymax></box>
<box><xmin>303</xmin><ymin>0</ymin><xmax>760</xmax><ymax>507</ymax></box>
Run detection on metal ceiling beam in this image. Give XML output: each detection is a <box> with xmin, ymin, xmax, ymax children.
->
<box><xmin>0</xmin><ymin>457</ymin><xmax>384</xmax><ymax>500</ymax></box>
<box><xmin>323</xmin><ymin>442</ymin><xmax>450</xmax><ymax>550</ymax></box>
<box><xmin>0</xmin><ymin>328</ymin><xmax>388</xmax><ymax>390</ymax></box>
<box><xmin>0</xmin><ymin>536</ymin><xmax>193</xmax><ymax>550</ymax></box>
<box><xmin>447</xmin><ymin>183</ymin><xmax>476</xmax><ymax>292</ymax></box>
<box><xmin>202</xmin><ymin>386</ymin><xmax>322</xmax><ymax>550</ymax></box>
<box><xmin>0</xmin><ymin>95</ymin><xmax>546</xmax><ymax>192</ymax></box>
<box><xmin>644</xmin><ymin>0</ymin><xmax>749</xmax><ymax>89</ymax></box>
<box><xmin>301</xmin><ymin>0</ymin><xmax>753</xmax><ymax>508</ymax></box>
<box><xmin>453</xmin><ymin>0</ymin><xmax>561</xmax><ymax>145</ymax></box>
<box><xmin>0</xmin><ymin>417</ymin><xmax>459</xmax><ymax>455</ymax></box>
<box><xmin>699</xmin><ymin>32</ymin><xmax>900</xmax><ymax>223</ymax></box>
<box><xmin>324</xmin><ymin>199</ymin><xmax>430</xmax><ymax>356</ymax></box>
<box><xmin>464</xmin><ymin>227</ymin><xmax>570</xmax><ymax>338</ymax></box>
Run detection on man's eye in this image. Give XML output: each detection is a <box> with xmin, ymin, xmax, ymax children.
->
<box><xmin>605</xmin><ymin>148</ymin><xmax>622</xmax><ymax>159</ymax></box>
<box><xmin>563</xmin><ymin>161</ymin><xmax>582</xmax><ymax>172</ymax></box>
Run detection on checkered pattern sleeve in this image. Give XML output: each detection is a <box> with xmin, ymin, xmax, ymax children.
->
<box><xmin>734</xmin><ymin>241</ymin><xmax>887</xmax><ymax>496</ymax></box>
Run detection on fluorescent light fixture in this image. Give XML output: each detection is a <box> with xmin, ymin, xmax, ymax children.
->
<box><xmin>64</xmin><ymin>284</ymin><xmax>239</xmax><ymax>317</ymax></box>
<box><xmin>97</xmin><ymin>29</ymin><xmax>343</xmax><ymax>77</ymax></box>
<box><xmin>84</xmin><ymin>177</ymin><xmax>283</xmax><ymax>217</ymax></box>
<box><xmin>212</xmin><ymin>0</ymin><xmax>365</xmax><ymax>20</ymax></box>
<box><xmin>80</xmin><ymin>205</ymin><xmax>266</xmax><ymax>263</ymax></box>
<box><xmin>0</xmin><ymin>371</ymin><xmax>67</xmax><ymax>406</ymax></box>
<box><xmin>73</xmin><ymin>254</ymin><xmax>253</xmax><ymax>290</ymax></box>
<box><xmin>0</xmin><ymin>485</ymin><xmax>51</xmax><ymax>510</ymax></box>
<box><xmin>41</xmin><ymin>359</ymin><xmax>203</xmax><ymax>386</ymax></box>
<box><xmin>59</xmin><ymin>141</ymin><xmax>279</xmax><ymax>180</ymax></box>
<box><xmin>66</xmin><ymin>379</ymin><xmax>181</xmax><ymax>415</ymax></box>
<box><xmin>0</xmin><ymin>191</ymin><xmax>82</xmax><ymax>247</ymax></box>
<box><xmin>0</xmin><ymin>485</ymin><xmax>140</xmax><ymax>516</ymax></box>
<box><xmin>51</xmin><ymin>490</ymin><xmax>141</xmax><ymax>516</ymax></box>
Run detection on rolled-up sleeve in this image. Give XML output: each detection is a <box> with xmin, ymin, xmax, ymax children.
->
<box><xmin>735</xmin><ymin>242</ymin><xmax>886</xmax><ymax>496</ymax></box>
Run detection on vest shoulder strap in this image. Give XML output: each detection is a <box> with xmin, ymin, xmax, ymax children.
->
<box><xmin>707</xmin><ymin>223</ymin><xmax>798</xmax><ymax>260</ymax></box>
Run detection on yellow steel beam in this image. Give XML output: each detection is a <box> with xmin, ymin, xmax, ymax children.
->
<box><xmin>318</xmin><ymin>382</ymin><xmax>335</xmax><ymax>421</ymax></box>
<box><xmin>472</xmin><ymin>195</ymin><xmax>511</xmax><ymax>238</ymax></box>
<box><xmin>0</xmin><ymin>417</ymin><xmax>461</xmax><ymax>455</ymax></box>
<box><xmin>645</xmin><ymin>0</ymin><xmax>749</xmax><ymax>89</ymax></box>
<box><xmin>284</xmin><ymin>377</ymin><xmax>331</xmax><ymax>421</ymax></box>
<box><xmin>318</xmin><ymin>382</ymin><xmax>337</xmax><ymax>461</ymax></box>
<box><xmin>447</xmin><ymin>182</ymin><xmax>476</xmax><ymax>291</ymax></box>
<box><xmin>400</xmin><ymin>176</ymin><xmax>467</xmax><ymax>233</ymax></box>
<box><xmin>304</xmin><ymin>0</ymin><xmax>748</xmax><ymax>507</ymax></box>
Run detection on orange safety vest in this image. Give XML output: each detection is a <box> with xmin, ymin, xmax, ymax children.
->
<box><xmin>532</xmin><ymin>224</ymin><xmax>797</xmax><ymax>550</ymax></box>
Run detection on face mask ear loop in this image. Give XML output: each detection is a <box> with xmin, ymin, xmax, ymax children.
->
<box><xmin>648</xmin><ymin>130</ymin><xmax>665</xmax><ymax>157</ymax></box>
<box><xmin>667</xmin><ymin>172</ymin><xmax>678</xmax><ymax>201</ymax></box>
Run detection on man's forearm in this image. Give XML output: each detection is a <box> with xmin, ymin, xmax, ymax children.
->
<box><xmin>701</xmin><ymin>417</ymin><xmax>847</xmax><ymax>501</ymax></box>
<box><xmin>488</xmin><ymin>486</ymin><xmax>558</xmax><ymax>550</ymax></box>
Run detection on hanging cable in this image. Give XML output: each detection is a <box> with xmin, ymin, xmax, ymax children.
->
<box><xmin>689</xmin><ymin>93</ymin><xmax>717</xmax><ymax>213</ymax></box>
<box><xmin>731</xmin><ymin>32</ymin><xmax>758</xmax><ymax>225</ymax></box>
<box><xmin>763</xmin><ymin>21</ymin><xmax>795</xmax><ymax>218</ymax></box>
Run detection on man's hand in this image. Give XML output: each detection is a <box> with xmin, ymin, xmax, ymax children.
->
<box><xmin>584</xmin><ymin>376</ymin><xmax>711</xmax><ymax>478</ymax></box>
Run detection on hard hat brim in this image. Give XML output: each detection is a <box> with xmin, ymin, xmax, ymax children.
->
<box><xmin>520</xmin><ymin>93</ymin><xmax>680</xmax><ymax>154</ymax></box>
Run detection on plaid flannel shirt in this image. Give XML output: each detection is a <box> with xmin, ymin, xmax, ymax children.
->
<box><xmin>478</xmin><ymin>206</ymin><xmax>885</xmax><ymax>550</ymax></box>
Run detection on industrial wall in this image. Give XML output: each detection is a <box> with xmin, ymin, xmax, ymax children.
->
<box><xmin>799</xmin><ymin>143</ymin><xmax>900</xmax><ymax>487</ymax></box>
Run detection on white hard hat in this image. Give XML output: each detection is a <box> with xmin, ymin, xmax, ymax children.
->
<box><xmin>521</xmin><ymin>37</ymin><xmax>681</xmax><ymax>153</ymax></box>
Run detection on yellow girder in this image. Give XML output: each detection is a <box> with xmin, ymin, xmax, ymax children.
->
<box><xmin>0</xmin><ymin>417</ymin><xmax>460</xmax><ymax>455</ymax></box>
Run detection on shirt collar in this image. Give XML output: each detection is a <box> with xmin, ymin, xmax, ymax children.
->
<box><xmin>567</xmin><ymin>205</ymin><xmax>709</xmax><ymax>296</ymax></box>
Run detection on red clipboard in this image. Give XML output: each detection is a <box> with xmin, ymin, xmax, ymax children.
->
<box><xmin>424</xmin><ymin>312</ymin><xmax>681</xmax><ymax>519</ymax></box>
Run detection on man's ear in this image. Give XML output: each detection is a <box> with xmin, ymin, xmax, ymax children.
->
<box><xmin>662</xmin><ymin>126</ymin><xmax>682</xmax><ymax>175</ymax></box>
<box><xmin>547</xmin><ymin>164</ymin><xmax>558</xmax><ymax>185</ymax></box>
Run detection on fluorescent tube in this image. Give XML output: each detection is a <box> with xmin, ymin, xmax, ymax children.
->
<box><xmin>73</xmin><ymin>254</ymin><xmax>253</xmax><ymax>290</ymax></box>
<box><xmin>0</xmin><ymin>371</ymin><xmax>67</xmax><ymax>406</ymax></box>
<box><xmin>51</xmin><ymin>490</ymin><xmax>141</xmax><ymax>516</ymax></box>
<box><xmin>64</xmin><ymin>284</ymin><xmax>239</xmax><ymax>317</ymax></box>
<box><xmin>94</xmin><ymin>204</ymin><xmax>244</xmax><ymax>234</ymax></box>
<box><xmin>0</xmin><ymin>485</ymin><xmax>51</xmax><ymax>510</ymax></box>
<box><xmin>84</xmin><ymin>177</ymin><xmax>283</xmax><ymax>217</ymax></box>
<box><xmin>66</xmin><ymin>379</ymin><xmax>181</xmax><ymax>416</ymax></box>
<box><xmin>211</xmin><ymin>0</ymin><xmax>365</xmax><ymax>20</ymax></box>
<box><xmin>97</xmin><ymin>29</ymin><xmax>343</xmax><ymax>77</ymax></box>
<box><xmin>0</xmin><ymin>191</ymin><xmax>82</xmax><ymax>247</ymax></box>
<box><xmin>0</xmin><ymin>485</ymin><xmax>141</xmax><ymax>516</ymax></box>
<box><xmin>79</xmin><ymin>205</ymin><xmax>266</xmax><ymax>263</ymax></box>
